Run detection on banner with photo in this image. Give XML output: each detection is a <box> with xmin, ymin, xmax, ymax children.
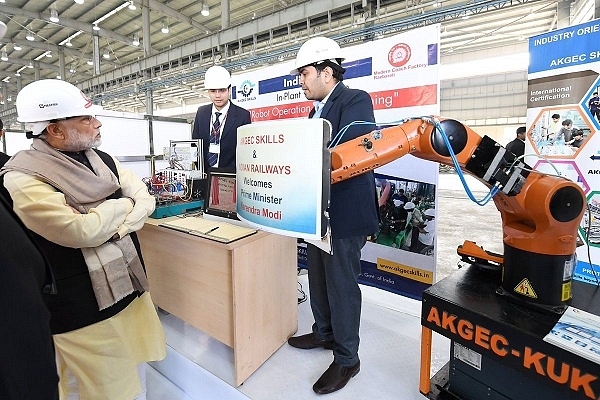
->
<box><xmin>232</xmin><ymin>25</ymin><xmax>441</xmax><ymax>299</ymax></box>
<box><xmin>526</xmin><ymin>19</ymin><xmax>600</xmax><ymax>286</ymax></box>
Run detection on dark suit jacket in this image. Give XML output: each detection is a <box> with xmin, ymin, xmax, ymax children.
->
<box><xmin>310</xmin><ymin>83</ymin><xmax>379</xmax><ymax>239</ymax></box>
<box><xmin>0</xmin><ymin>171</ymin><xmax>59</xmax><ymax>399</ymax></box>
<box><xmin>191</xmin><ymin>102</ymin><xmax>251</xmax><ymax>172</ymax></box>
<box><xmin>0</xmin><ymin>151</ymin><xmax>9</xmax><ymax>167</ymax></box>
<box><xmin>505</xmin><ymin>138</ymin><xmax>525</xmax><ymax>158</ymax></box>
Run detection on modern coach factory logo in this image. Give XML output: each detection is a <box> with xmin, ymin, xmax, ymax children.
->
<box><xmin>237</xmin><ymin>80</ymin><xmax>256</xmax><ymax>98</ymax></box>
<box><xmin>388</xmin><ymin>43</ymin><xmax>411</xmax><ymax>67</ymax></box>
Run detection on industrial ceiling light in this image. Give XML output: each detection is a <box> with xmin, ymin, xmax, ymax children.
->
<box><xmin>26</xmin><ymin>31</ymin><xmax>35</xmax><ymax>41</ymax></box>
<box><xmin>87</xmin><ymin>59</ymin><xmax>93</xmax><ymax>65</ymax></box>
<box><xmin>201</xmin><ymin>2</ymin><xmax>210</xmax><ymax>17</ymax></box>
<box><xmin>65</xmin><ymin>39</ymin><xmax>73</xmax><ymax>47</ymax></box>
<box><xmin>1</xmin><ymin>51</ymin><xmax>8</xmax><ymax>61</ymax></box>
<box><xmin>49</xmin><ymin>7</ymin><xmax>59</xmax><ymax>23</ymax></box>
<box><xmin>27</xmin><ymin>61</ymin><xmax>34</xmax><ymax>68</ymax></box>
<box><xmin>93</xmin><ymin>23</ymin><xmax>100</xmax><ymax>31</ymax></box>
<box><xmin>128</xmin><ymin>1</ymin><xmax>136</xmax><ymax>10</ymax></box>
<box><xmin>161</xmin><ymin>20</ymin><xmax>169</xmax><ymax>34</ymax></box>
<box><xmin>103</xmin><ymin>50</ymin><xmax>110</xmax><ymax>59</ymax></box>
<box><xmin>13</xmin><ymin>43</ymin><xmax>22</xmax><ymax>50</ymax></box>
<box><xmin>74</xmin><ymin>0</ymin><xmax>84</xmax><ymax>4</ymax></box>
<box><xmin>132</xmin><ymin>33</ymin><xmax>140</xmax><ymax>46</ymax></box>
<box><xmin>46</xmin><ymin>52</ymin><xmax>53</xmax><ymax>58</ymax></box>
<box><xmin>15</xmin><ymin>72</ymin><xmax>20</xmax><ymax>76</ymax></box>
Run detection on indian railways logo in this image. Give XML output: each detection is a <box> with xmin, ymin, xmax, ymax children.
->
<box><xmin>237</xmin><ymin>80</ymin><xmax>255</xmax><ymax>98</ymax></box>
<box><xmin>388</xmin><ymin>43</ymin><xmax>411</xmax><ymax>67</ymax></box>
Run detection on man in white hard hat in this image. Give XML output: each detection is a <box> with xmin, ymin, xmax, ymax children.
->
<box><xmin>413</xmin><ymin>208</ymin><xmax>436</xmax><ymax>254</ymax></box>
<box><xmin>287</xmin><ymin>36</ymin><xmax>379</xmax><ymax>395</ymax></box>
<box><xmin>0</xmin><ymin>79</ymin><xmax>166</xmax><ymax>400</ymax></box>
<box><xmin>192</xmin><ymin>65</ymin><xmax>251</xmax><ymax>173</ymax></box>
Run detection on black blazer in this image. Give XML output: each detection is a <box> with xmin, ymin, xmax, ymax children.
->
<box><xmin>310</xmin><ymin>83</ymin><xmax>379</xmax><ymax>239</ymax></box>
<box><xmin>191</xmin><ymin>102</ymin><xmax>252</xmax><ymax>173</ymax></box>
<box><xmin>0</xmin><ymin>183</ymin><xmax>59</xmax><ymax>399</ymax></box>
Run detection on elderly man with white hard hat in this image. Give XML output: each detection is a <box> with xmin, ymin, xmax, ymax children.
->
<box><xmin>286</xmin><ymin>36</ymin><xmax>379</xmax><ymax>395</ymax></box>
<box><xmin>192</xmin><ymin>65</ymin><xmax>251</xmax><ymax>173</ymax></box>
<box><xmin>0</xmin><ymin>79</ymin><xmax>166</xmax><ymax>400</ymax></box>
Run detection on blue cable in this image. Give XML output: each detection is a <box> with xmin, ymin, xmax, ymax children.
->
<box><xmin>328</xmin><ymin>120</ymin><xmax>377</xmax><ymax>149</ymax></box>
<box><xmin>430</xmin><ymin>119</ymin><xmax>499</xmax><ymax>206</ymax></box>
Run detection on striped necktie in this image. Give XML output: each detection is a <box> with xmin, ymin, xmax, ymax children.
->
<box><xmin>207</xmin><ymin>112</ymin><xmax>222</xmax><ymax>167</ymax></box>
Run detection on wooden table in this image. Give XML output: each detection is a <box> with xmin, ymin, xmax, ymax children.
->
<box><xmin>138</xmin><ymin>217</ymin><xmax>298</xmax><ymax>386</ymax></box>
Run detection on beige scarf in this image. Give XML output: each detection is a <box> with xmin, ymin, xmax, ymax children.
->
<box><xmin>2</xmin><ymin>139</ymin><xmax>149</xmax><ymax>310</ymax></box>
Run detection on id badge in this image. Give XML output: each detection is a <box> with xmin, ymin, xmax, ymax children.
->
<box><xmin>209</xmin><ymin>143</ymin><xmax>221</xmax><ymax>154</ymax></box>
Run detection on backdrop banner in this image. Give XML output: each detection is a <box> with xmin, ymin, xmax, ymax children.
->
<box><xmin>526</xmin><ymin>19</ymin><xmax>600</xmax><ymax>286</ymax></box>
<box><xmin>232</xmin><ymin>25</ymin><xmax>441</xmax><ymax>299</ymax></box>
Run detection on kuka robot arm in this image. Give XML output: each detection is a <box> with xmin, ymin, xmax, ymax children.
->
<box><xmin>330</xmin><ymin>117</ymin><xmax>585</xmax><ymax>259</ymax></box>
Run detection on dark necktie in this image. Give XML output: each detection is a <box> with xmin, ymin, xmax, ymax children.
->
<box><xmin>207</xmin><ymin>112</ymin><xmax>222</xmax><ymax>167</ymax></box>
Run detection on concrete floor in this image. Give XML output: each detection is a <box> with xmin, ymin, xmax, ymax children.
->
<box><xmin>435</xmin><ymin>170</ymin><xmax>504</xmax><ymax>281</ymax></box>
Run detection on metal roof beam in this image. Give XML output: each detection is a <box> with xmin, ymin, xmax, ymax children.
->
<box><xmin>0</xmin><ymin>4</ymin><xmax>139</xmax><ymax>47</ymax></box>
<box><xmin>147</xmin><ymin>0</ymin><xmax>211</xmax><ymax>32</ymax></box>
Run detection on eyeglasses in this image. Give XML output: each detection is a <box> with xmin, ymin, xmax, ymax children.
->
<box><xmin>50</xmin><ymin>115</ymin><xmax>97</xmax><ymax>124</ymax></box>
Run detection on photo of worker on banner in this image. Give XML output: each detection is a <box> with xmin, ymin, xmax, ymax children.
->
<box><xmin>373</xmin><ymin>175</ymin><xmax>436</xmax><ymax>255</ymax></box>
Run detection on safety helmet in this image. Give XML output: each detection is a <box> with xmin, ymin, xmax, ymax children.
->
<box><xmin>291</xmin><ymin>36</ymin><xmax>345</xmax><ymax>75</ymax></box>
<box><xmin>393</xmin><ymin>199</ymin><xmax>404</xmax><ymax>207</ymax></box>
<box><xmin>204</xmin><ymin>66</ymin><xmax>231</xmax><ymax>89</ymax></box>
<box><xmin>404</xmin><ymin>202</ymin><xmax>415</xmax><ymax>210</ymax></box>
<box><xmin>424</xmin><ymin>208</ymin><xmax>436</xmax><ymax>217</ymax></box>
<box><xmin>16</xmin><ymin>79</ymin><xmax>102</xmax><ymax>135</ymax></box>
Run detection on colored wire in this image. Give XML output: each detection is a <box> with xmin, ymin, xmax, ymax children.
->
<box><xmin>428</xmin><ymin>117</ymin><xmax>499</xmax><ymax>206</ymax></box>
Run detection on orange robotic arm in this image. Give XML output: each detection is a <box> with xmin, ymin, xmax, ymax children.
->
<box><xmin>331</xmin><ymin>117</ymin><xmax>586</xmax><ymax>312</ymax></box>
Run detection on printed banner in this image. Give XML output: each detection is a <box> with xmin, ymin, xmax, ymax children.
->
<box><xmin>527</xmin><ymin>18</ymin><xmax>600</xmax><ymax>285</ymax></box>
<box><xmin>232</xmin><ymin>25</ymin><xmax>441</xmax><ymax>299</ymax></box>
<box><xmin>230</xmin><ymin>25</ymin><xmax>440</xmax><ymax>126</ymax></box>
<box><xmin>236</xmin><ymin>119</ymin><xmax>331</xmax><ymax>240</ymax></box>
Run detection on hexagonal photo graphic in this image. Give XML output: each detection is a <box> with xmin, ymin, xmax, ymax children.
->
<box><xmin>582</xmin><ymin>84</ymin><xmax>600</xmax><ymax>127</ymax></box>
<box><xmin>529</xmin><ymin>108</ymin><xmax>596</xmax><ymax>157</ymax></box>
<box><xmin>581</xmin><ymin>192</ymin><xmax>600</xmax><ymax>246</ymax></box>
<box><xmin>532</xmin><ymin>160</ymin><xmax>589</xmax><ymax>193</ymax></box>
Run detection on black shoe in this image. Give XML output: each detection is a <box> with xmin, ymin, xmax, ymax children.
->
<box><xmin>313</xmin><ymin>360</ymin><xmax>360</xmax><ymax>395</ymax></box>
<box><xmin>287</xmin><ymin>333</ymin><xmax>334</xmax><ymax>350</ymax></box>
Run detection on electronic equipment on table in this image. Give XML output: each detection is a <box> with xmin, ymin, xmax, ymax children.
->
<box><xmin>144</xmin><ymin>139</ymin><xmax>206</xmax><ymax>217</ymax></box>
<box><xmin>201</xmin><ymin>168</ymin><xmax>250</xmax><ymax>227</ymax></box>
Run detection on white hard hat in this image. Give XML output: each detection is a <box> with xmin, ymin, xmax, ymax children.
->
<box><xmin>404</xmin><ymin>202</ymin><xmax>415</xmax><ymax>210</ymax></box>
<box><xmin>424</xmin><ymin>208</ymin><xmax>436</xmax><ymax>217</ymax></box>
<box><xmin>204</xmin><ymin>65</ymin><xmax>231</xmax><ymax>89</ymax></box>
<box><xmin>393</xmin><ymin>199</ymin><xmax>404</xmax><ymax>207</ymax></box>
<box><xmin>16</xmin><ymin>79</ymin><xmax>102</xmax><ymax>136</ymax></box>
<box><xmin>291</xmin><ymin>36</ymin><xmax>345</xmax><ymax>75</ymax></box>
